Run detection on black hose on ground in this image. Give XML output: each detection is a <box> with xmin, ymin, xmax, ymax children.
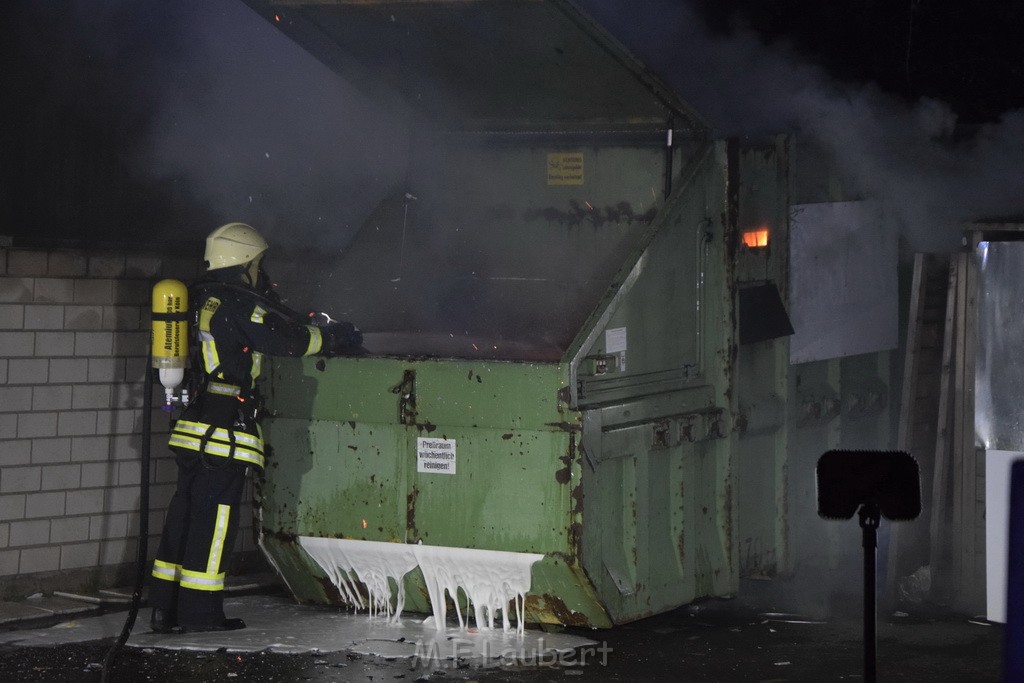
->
<box><xmin>100</xmin><ymin>356</ymin><xmax>153</xmax><ymax>682</ymax></box>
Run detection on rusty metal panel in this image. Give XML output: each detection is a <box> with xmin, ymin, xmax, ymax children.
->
<box><xmin>573</xmin><ymin>144</ymin><xmax>738</xmax><ymax>622</ymax></box>
<box><xmin>261</xmin><ymin>356</ymin><xmax>618</xmax><ymax>625</ymax></box>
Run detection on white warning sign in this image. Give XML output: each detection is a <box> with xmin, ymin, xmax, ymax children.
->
<box><xmin>417</xmin><ymin>437</ymin><xmax>457</xmax><ymax>475</ymax></box>
<box><xmin>605</xmin><ymin>326</ymin><xmax>627</xmax><ymax>353</ymax></box>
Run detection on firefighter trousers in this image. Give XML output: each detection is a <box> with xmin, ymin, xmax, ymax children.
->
<box><xmin>149</xmin><ymin>448</ymin><xmax>247</xmax><ymax>627</ymax></box>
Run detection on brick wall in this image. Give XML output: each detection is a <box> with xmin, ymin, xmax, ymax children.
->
<box><xmin>0</xmin><ymin>247</ymin><xmax>260</xmax><ymax>597</ymax></box>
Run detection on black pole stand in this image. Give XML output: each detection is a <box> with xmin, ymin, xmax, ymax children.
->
<box><xmin>858</xmin><ymin>502</ymin><xmax>880</xmax><ymax>683</ymax></box>
<box><xmin>817</xmin><ymin>450</ymin><xmax>920</xmax><ymax>683</ymax></box>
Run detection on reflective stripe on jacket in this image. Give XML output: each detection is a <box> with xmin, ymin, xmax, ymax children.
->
<box><xmin>169</xmin><ymin>419</ymin><xmax>266</xmax><ymax>468</ymax></box>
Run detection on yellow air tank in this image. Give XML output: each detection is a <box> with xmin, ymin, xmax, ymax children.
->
<box><xmin>151</xmin><ymin>279</ymin><xmax>189</xmax><ymax>409</ymax></box>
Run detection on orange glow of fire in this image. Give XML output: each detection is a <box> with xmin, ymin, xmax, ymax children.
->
<box><xmin>742</xmin><ymin>228</ymin><xmax>769</xmax><ymax>248</ymax></box>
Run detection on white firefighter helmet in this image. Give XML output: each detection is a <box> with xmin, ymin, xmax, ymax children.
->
<box><xmin>204</xmin><ymin>222</ymin><xmax>269</xmax><ymax>271</ymax></box>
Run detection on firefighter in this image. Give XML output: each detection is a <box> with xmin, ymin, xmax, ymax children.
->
<box><xmin>149</xmin><ymin>222</ymin><xmax>363</xmax><ymax>633</ymax></box>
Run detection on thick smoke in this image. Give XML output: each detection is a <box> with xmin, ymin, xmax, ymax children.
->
<box><xmin>148</xmin><ymin>3</ymin><xmax>411</xmax><ymax>248</ymax></box>
<box><xmin>17</xmin><ymin>0</ymin><xmax>1021</xmax><ymax>254</ymax></box>
<box><xmin>578</xmin><ymin>0</ymin><xmax>1024</xmax><ymax>253</ymax></box>
<box><xmin>5</xmin><ymin>1</ymin><xmax>408</xmax><ymax>250</ymax></box>
<box><xmin>138</xmin><ymin>1</ymin><xmax>409</xmax><ymax>250</ymax></box>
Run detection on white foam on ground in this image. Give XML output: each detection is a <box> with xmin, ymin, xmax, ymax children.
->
<box><xmin>0</xmin><ymin>595</ymin><xmax>596</xmax><ymax>666</ymax></box>
<box><xmin>298</xmin><ymin>537</ymin><xmax>543</xmax><ymax>635</ymax></box>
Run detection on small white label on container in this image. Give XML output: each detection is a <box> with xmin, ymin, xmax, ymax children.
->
<box><xmin>417</xmin><ymin>437</ymin><xmax>457</xmax><ymax>474</ymax></box>
<box><xmin>605</xmin><ymin>327</ymin><xmax>627</xmax><ymax>353</ymax></box>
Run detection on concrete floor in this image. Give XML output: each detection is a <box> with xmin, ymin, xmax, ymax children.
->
<box><xmin>0</xmin><ymin>586</ymin><xmax>1006</xmax><ymax>682</ymax></box>
<box><xmin>0</xmin><ymin>594</ymin><xmax>597</xmax><ymax>663</ymax></box>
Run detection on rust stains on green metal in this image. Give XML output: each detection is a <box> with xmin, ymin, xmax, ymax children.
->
<box><xmin>555</xmin><ymin>430</ymin><xmax>576</xmax><ymax>484</ymax></box>
<box><xmin>547</xmin><ymin>551</ymin><xmax>575</xmax><ymax>566</ymax></box>
<box><xmin>523</xmin><ymin>201</ymin><xmax>656</xmax><ymax>229</ymax></box>
<box><xmin>407</xmin><ymin>485</ymin><xmax>420</xmax><ymax>540</ymax></box>
<box><xmin>568</xmin><ymin>522</ymin><xmax>583</xmax><ymax>559</ymax></box>
<box><xmin>390</xmin><ymin>369</ymin><xmax>417</xmax><ymax>425</ymax></box>
<box><xmin>525</xmin><ymin>593</ymin><xmax>593</xmax><ymax>628</ymax></box>
<box><xmin>571</xmin><ymin>479</ymin><xmax>584</xmax><ymax>516</ymax></box>
<box><xmin>314</xmin><ymin>574</ymin><xmax>345</xmax><ymax>604</ymax></box>
<box><xmin>261</xmin><ymin>527</ymin><xmax>297</xmax><ymax>544</ymax></box>
<box><xmin>678</xmin><ymin>477</ymin><xmax>686</xmax><ymax>567</ymax></box>
<box><xmin>567</xmin><ymin>431</ymin><xmax>584</xmax><ymax>561</ymax></box>
<box><xmin>723</xmin><ymin>479</ymin><xmax>734</xmax><ymax>573</ymax></box>
<box><xmin>681</xmin><ymin>420</ymin><xmax>694</xmax><ymax>442</ymax></box>
<box><xmin>555</xmin><ymin>449</ymin><xmax>571</xmax><ymax>483</ymax></box>
<box><xmin>733</xmin><ymin>411</ymin><xmax>748</xmax><ymax>434</ymax></box>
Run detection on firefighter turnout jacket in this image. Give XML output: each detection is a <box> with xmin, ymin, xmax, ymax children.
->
<box><xmin>168</xmin><ymin>280</ymin><xmax>324</xmax><ymax>470</ymax></box>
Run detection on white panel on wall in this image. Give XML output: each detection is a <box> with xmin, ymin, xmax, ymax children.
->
<box><xmin>789</xmin><ymin>201</ymin><xmax>897</xmax><ymax>364</ymax></box>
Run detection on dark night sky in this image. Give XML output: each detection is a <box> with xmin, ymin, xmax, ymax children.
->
<box><xmin>576</xmin><ymin>0</ymin><xmax>1024</xmax><ymax>129</ymax></box>
<box><xmin>0</xmin><ymin>1</ymin><xmax>409</xmax><ymax>251</ymax></box>
<box><xmin>1</xmin><ymin>0</ymin><xmax>1022</xmax><ymax>251</ymax></box>
<box><xmin>689</xmin><ymin>0</ymin><xmax>1024</xmax><ymax>124</ymax></box>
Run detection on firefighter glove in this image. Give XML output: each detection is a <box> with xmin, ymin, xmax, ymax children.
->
<box><xmin>321</xmin><ymin>321</ymin><xmax>364</xmax><ymax>356</ymax></box>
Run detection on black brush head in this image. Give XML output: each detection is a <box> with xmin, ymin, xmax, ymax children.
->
<box><xmin>816</xmin><ymin>450</ymin><xmax>921</xmax><ymax>521</ymax></box>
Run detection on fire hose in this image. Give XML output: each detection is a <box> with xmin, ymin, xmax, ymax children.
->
<box><xmin>99</xmin><ymin>350</ymin><xmax>154</xmax><ymax>681</ymax></box>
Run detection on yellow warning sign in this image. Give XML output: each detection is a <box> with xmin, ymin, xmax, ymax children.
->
<box><xmin>547</xmin><ymin>152</ymin><xmax>584</xmax><ymax>186</ymax></box>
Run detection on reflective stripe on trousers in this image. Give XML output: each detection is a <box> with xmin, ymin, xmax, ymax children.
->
<box><xmin>151</xmin><ymin>558</ymin><xmax>182</xmax><ymax>584</ymax></box>
<box><xmin>179</xmin><ymin>504</ymin><xmax>231</xmax><ymax>592</ymax></box>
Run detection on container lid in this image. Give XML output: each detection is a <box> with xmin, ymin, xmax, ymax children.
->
<box><xmin>241</xmin><ymin>0</ymin><xmax>707</xmax><ymax>133</ymax></box>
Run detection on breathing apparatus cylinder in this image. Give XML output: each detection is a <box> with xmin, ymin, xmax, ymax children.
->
<box><xmin>150</xmin><ymin>279</ymin><xmax>189</xmax><ymax>409</ymax></box>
